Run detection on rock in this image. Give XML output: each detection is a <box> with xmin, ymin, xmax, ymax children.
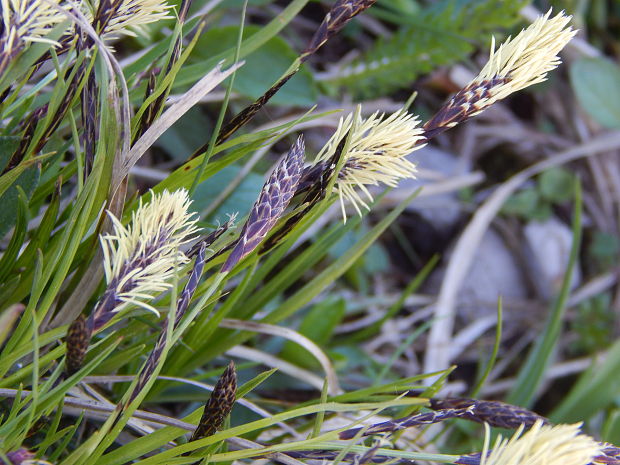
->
<box><xmin>522</xmin><ymin>216</ymin><xmax>581</xmax><ymax>300</ymax></box>
<box><xmin>393</xmin><ymin>145</ymin><xmax>466</xmax><ymax>231</ymax></box>
<box><xmin>427</xmin><ymin>228</ymin><xmax>528</xmax><ymax>322</ymax></box>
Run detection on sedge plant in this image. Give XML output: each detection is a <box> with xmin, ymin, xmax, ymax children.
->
<box><xmin>0</xmin><ymin>1</ymin><xmax>607</xmax><ymax>464</ymax></box>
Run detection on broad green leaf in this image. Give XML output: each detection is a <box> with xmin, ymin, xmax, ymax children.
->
<box><xmin>0</xmin><ymin>163</ymin><xmax>40</xmax><ymax>240</ymax></box>
<box><xmin>0</xmin><ymin>136</ymin><xmax>20</xmax><ymax>172</ymax></box>
<box><xmin>602</xmin><ymin>409</ymin><xmax>620</xmax><ymax>446</ymax></box>
<box><xmin>0</xmin><ymin>188</ymin><xmax>30</xmax><ymax>281</ymax></box>
<box><xmin>570</xmin><ymin>57</ymin><xmax>620</xmax><ymax>129</ymax></box>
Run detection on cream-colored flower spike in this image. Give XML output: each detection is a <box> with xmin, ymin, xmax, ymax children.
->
<box><xmin>424</xmin><ymin>10</ymin><xmax>576</xmax><ymax>138</ymax></box>
<box><xmin>315</xmin><ymin>109</ymin><xmax>425</xmax><ymax>221</ymax></box>
<box><xmin>100</xmin><ymin>189</ymin><xmax>199</xmax><ymax>316</ymax></box>
<box><xmin>477</xmin><ymin>9</ymin><xmax>576</xmax><ymax>103</ymax></box>
<box><xmin>479</xmin><ymin>420</ymin><xmax>601</xmax><ymax>465</ymax></box>
<box><xmin>1</xmin><ymin>0</ymin><xmax>66</xmax><ymax>45</ymax></box>
<box><xmin>89</xmin><ymin>0</ymin><xmax>174</xmax><ymax>39</ymax></box>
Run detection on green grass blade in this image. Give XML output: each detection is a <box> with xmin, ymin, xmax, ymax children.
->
<box><xmin>470</xmin><ymin>297</ymin><xmax>503</xmax><ymax>397</ymax></box>
<box><xmin>507</xmin><ymin>179</ymin><xmax>582</xmax><ymax>407</ymax></box>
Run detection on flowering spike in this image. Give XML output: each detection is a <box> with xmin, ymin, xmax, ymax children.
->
<box><xmin>89</xmin><ymin>0</ymin><xmax>174</xmax><ymax>39</ymax></box>
<box><xmin>302</xmin><ymin>0</ymin><xmax>377</xmax><ymax>60</ymax></box>
<box><xmin>94</xmin><ymin>189</ymin><xmax>199</xmax><ymax>326</ymax></box>
<box><xmin>456</xmin><ymin>421</ymin><xmax>601</xmax><ymax>465</ymax></box>
<box><xmin>191</xmin><ymin>361</ymin><xmax>237</xmax><ymax>441</ymax></box>
<box><xmin>222</xmin><ymin>136</ymin><xmax>305</xmax><ymax>272</ymax></box>
<box><xmin>0</xmin><ymin>0</ymin><xmax>67</xmax><ymax>77</ymax></box>
<box><xmin>429</xmin><ymin>398</ymin><xmax>548</xmax><ymax>430</ymax></box>
<box><xmin>65</xmin><ymin>314</ymin><xmax>91</xmax><ymax>376</ymax></box>
<box><xmin>314</xmin><ymin>109</ymin><xmax>425</xmax><ymax>221</ymax></box>
<box><xmin>1</xmin><ymin>0</ymin><xmax>66</xmax><ymax>44</ymax></box>
<box><xmin>424</xmin><ymin>10</ymin><xmax>576</xmax><ymax>138</ymax></box>
<box><xmin>339</xmin><ymin>407</ymin><xmax>471</xmax><ymax>440</ymax></box>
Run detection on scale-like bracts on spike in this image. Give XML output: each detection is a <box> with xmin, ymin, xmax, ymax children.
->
<box><xmin>424</xmin><ymin>10</ymin><xmax>576</xmax><ymax>138</ymax></box>
<box><xmin>190</xmin><ymin>361</ymin><xmax>237</xmax><ymax>441</ymax></box>
<box><xmin>89</xmin><ymin>0</ymin><xmax>173</xmax><ymax>39</ymax></box>
<box><xmin>429</xmin><ymin>398</ymin><xmax>548</xmax><ymax>430</ymax></box>
<box><xmin>95</xmin><ymin>189</ymin><xmax>199</xmax><ymax>324</ymax></box>
<box><xmin>222</xmin><ymin>136</ymin><xmax>305</xmax><ymax>272</ymax></box>
<box><xmin>0</xmin><ymin>0</ymin><xmax>66</xmax><ymax>76</ymax></box>
<box><xmin>302</xmin><ymin>0</ymin><xmax>377</xmax><ymax>60</ymax></box>
<box><xmin>314</xmin><ymin>109</ymin><xmax>425</xmax><ymax>221</ymax></box>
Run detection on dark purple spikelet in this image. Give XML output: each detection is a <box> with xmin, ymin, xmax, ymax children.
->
<box><xmin>422</xmin><ymin>77</ymin><xmax>507</xmax><ymax>139</ymax></box>
<box><xmin>215</xmin><ymin>71</ymin><xmax>295</xmax><ymax>146</ymax></box>
<box><xmin>2</xmin><ymin>448</ymin><xmax>35</xmax><ymax>465</ymax></box>
<box><xmin>285</xmin><ymin>450</ymin><xmax>412</xmax><ymax>463</ymax></box>
<box><xmin>339</xmin><ymin>397</ymin><xmax>547</xmax><ymax>440</ymax></box>
<box><xmin>203</xmin><ymin>1</ymin><xmax>376</xmax><ymax>148</ymax></box>
<box><xmin>339</xmin><ymin>408</ymin><xmax>470</xmax><ymax>440</ymax></box>
<box><xmin>174</xmin><ymin>242</ymin><xmax>207</xmax><ymax>327</ymax></box>
<box><xmin>81</xmin><ymin>69</ymin><xmax>98</xmax><ymax>178</ymax></box>
<box><xmin>65</xmin><ymin>314</ymin><xmax>92</xmax><ymax>376</ymax></box>
<box><xmin>222</xmin><ymin>136</ymin><xmax>305</xmax><ymax>272</ymax></box>
<box><xmin>191</xmin><ymin>361</ymin><xmax>237</xmax><ymax>441</ymax></box>
<box><xmin>593</xmin><ymin>443</ymin><xmax>620</xmax><ymax>465</ymax></box>
<box><xmin>429</xmin><ymin>398</ymin><xmax>548</xmax><ymax>430</ymax></box>
<box><xmin>134</xmin><ymin>70</ymin><xmax>158</xmax><ymax>143</ymax></box>
<box><xmin>303</xmin><ymin>0</ymin><xmax>377</xmax><ymax>60</ymax></box>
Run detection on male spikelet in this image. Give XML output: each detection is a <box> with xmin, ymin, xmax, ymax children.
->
<box><xmin>1</xmin><ymin>0</ymin><xmax>65</xmax><ymax>45</ymax></box>
<box><xmin>302</xmin><ymin>0</ymin><xmax>377</xmax><ymax>60</ymax></box>
<box><xmin>88</xmin><ymin>0</ymin><xmax>174</xmax><ymax>40</ymax></box>
<box><xmin>191</xmin><ymin>361</ymin><xmax>237</xmax><ymax>441</ymax></box>
<box><xmin>339</xmin><ymin>407</ymin><xmax>472</xmax><ymax>439</ymax></box>
<box><xmin>0</xmin><ymin>0</ymin><xmax>66</xmax><ymax>76</ymax></box>
<box><xmin>66</xmin><ymin>190</ymin><xmax>198</xmax><ymax>376</ymax></box>
<box><xmin>93</xmin><ymin>189</ymin><xmax>199</xmax><ymax>328</ymax></box>
<box><xmin>424</xmin><ymin>10</ymin><xmax>576</xmax><ymax>138</ymax></box>
<box><xmin>456</xmin><ymin>421</ymin><xmax>601</xmax><ymax>465</ymax></box>
<box><xmin>313</xmin><ymin>109</ymin><xmax>425</xmax><ymax>221</ymax></box>
<box><xmin>222</xmin><ymin>136</ymin><xmax>305</xmax><ymax>272</ymax></box>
